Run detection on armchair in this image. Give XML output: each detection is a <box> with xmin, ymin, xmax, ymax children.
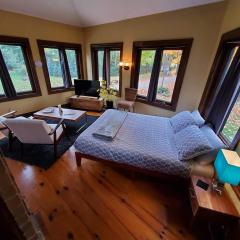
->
<box><xmin>0</xmin><ymin>110</ymin><xmax>16</xmax><ymax>137</ymax></box>
<box><xmin>3</xmin><ymin>117</ymin><xmax>65</xmax><ymax>159</ymax></box>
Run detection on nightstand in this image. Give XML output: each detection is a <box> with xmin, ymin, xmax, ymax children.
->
<box><xmin>189</xmin><ymin>175</ymin><xmax>240</xmax><ymax>226</ymax></box>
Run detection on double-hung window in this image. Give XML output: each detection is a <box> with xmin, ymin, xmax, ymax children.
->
<box><xmin>91</xmin><ymin>43</ymin><xmax>123</xmax><ymax>95</ymax></box>
<box><xmin>200</xmin><ymin>34</ymin><xmax>240</xmax><ymax>149</ymax></box>
<box><xmin>131</xmin><ymin>39</ymin><xmax>193</xmax><ymax>111</ymax></box>
<box><xmin>37</xmin><ymin>40</ymin><xmax>84</xmax><ymax>94</ymax></box>
<box><xmin>0</xmin><ymin>35</ymin><xmax>41</xmax><ymax>102</ymax></box>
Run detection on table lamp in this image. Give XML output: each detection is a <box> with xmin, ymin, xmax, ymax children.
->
<box><xmin>213</xmin><ymin>149</ymin><xmax>240</xmax><ymax>194</ymax></box>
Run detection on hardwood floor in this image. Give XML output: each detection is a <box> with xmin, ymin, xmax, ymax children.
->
<box><xmin>2</xmin><ymin>112</ymin><xmax>208</xmax><ymax>240</ymax></box>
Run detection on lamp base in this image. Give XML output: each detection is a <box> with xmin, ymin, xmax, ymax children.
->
<box><xmin>212</xmin><ymin>179</ymin><xmax>224</xmax><ymax>195</ymax></box>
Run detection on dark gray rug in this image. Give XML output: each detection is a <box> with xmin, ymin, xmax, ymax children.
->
<box><xmin>0</xmin><ymin>115</ymin><xmax>98</xmax><ymax>169</ymax></box>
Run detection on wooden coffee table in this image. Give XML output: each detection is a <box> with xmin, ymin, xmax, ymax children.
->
<box><xmin>34</xmin><ymin>107</ymin><xmax>87</xmax><ymax>132</ymax></box>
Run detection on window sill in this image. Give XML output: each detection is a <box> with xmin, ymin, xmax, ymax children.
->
<box><xmin>47</xmin><ymin>87</ymin><xmax>75</xmax><ymax>95</ymax></box>
<box><xmin>136</xmin><ymin>98</ymin><xmax>176</xmax><ymax>111</ymax></box>
<box><xmin>0</xmin><ymin>92</ymin><xmax>42</xmax><ymax>103</ymax></box>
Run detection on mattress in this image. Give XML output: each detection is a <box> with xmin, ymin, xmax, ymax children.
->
<box><xmin>74</xmin><ymin>109</ymin><xmax>191</xmax><ymax>178</ymax></box>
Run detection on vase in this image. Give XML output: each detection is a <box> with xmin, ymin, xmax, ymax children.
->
<box><xmin>106</xmin><ymin>100</ymin><xmax>113</xmax><ymax>109</ymax></box>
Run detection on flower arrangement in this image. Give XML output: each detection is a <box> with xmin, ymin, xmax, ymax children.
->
<box><xmin>99</xmin><ymin>80</ymin><xmax>117</xmax><ymax>108</ymax></box>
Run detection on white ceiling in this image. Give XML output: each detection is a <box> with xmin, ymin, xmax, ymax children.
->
<box><xmin>0</xmin><ymin>0</ymin><xmax>223</xmax><ymax>27</ymax></box>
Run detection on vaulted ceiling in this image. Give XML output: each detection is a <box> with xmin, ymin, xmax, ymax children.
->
<box><xmin>0</xmin><ymin>0</ymin><xmax>223</xmax><ymax>27</ymax></box>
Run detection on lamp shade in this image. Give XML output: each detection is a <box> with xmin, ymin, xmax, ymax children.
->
<box><xmin>214</xmin><ymin>149</ymin><xmax>240</xmax><ymax>186</ymax></box>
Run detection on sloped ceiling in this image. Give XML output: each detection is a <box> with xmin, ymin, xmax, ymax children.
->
<box><xmin>0</xmin><ymin>0</ymin><xmax>223</xmax><ymax>27</ymax></box>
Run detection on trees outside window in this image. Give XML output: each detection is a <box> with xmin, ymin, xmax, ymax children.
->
<box><xmin>91</xmin><ymin>43</ymin><xmax>123</xmax><ymax>96</ymax></box>
<box><xmin>131</xmin><ymin>39</ymin><xmax>193</xmax><ymax>111</ymax></box>
<box><xmin>199</xmin><ymin>28</ymin><xmax>240</xmax><ymax>150</ymax></box>
<box><xmin>37</xmin><ymin>40</ymin><xmax>83</xmax><ymax>94</ymax></box>
<box><xmin>0</xmin><ymin>36</ymin><xmax>41</xmax><ymax>102</ymax></box>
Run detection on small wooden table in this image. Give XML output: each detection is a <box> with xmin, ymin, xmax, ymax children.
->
<box><xmin>34</xmin><ymin>107</ymin><xmax>86</xmax><ymax>122</ymax></box>
<box><xmin>34</xmin><ymin>107</ymin><xmax>87</xmax><ymax>132</ymax></box>
<box><xmin>189</xmin><ymin>175</ymin><xmax>239</xmax><ymax>226</ymax></box>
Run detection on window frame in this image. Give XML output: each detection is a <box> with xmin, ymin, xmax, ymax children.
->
<box><xmin>199</xmin><ymin>28</ymin><xmax>240</xmax><ymax>149</ymax></box>
<box><xmin>219</xmin><ymin>88</ymin><xmax>240</xmax><ymax>149</ymax></box>
<box><xmin>130</xmin><ymin>39</ymin><xmax>193</xmax><ymax>111</ymax></box>
<box><xmin>37</xmin><ymin>40</ymin><xmax>84</xmax><ymax>94</ymax></box>
<box><xmin>0</xmin><ymin>35</ymin><xmax>41</xmax><ymax>103</ymax></box>
<box><xmin>91</xmin><ymin>42</ymin><xmax>123</xmax><ymax>96</ymax></box>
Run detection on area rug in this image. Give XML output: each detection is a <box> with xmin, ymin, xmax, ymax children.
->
<box><xmin>0</xmin><ymin>115</ymin><xmax>98</xmax><ymax>169</ymax></box>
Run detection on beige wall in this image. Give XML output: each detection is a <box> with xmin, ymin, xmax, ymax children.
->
<box><xmin>221</xmin><ymin>0</ymin><xmax>240</xmax><ymax>33</ymax></box>
<box><xmin>84</xmin><ymin>3</ymin><xmax>226</xmax><ymax>116</ymax></box>
<box><xmin>0</xmin><ymin>10</ymin><xmax>84</xmax><ymax>115</ymax></box>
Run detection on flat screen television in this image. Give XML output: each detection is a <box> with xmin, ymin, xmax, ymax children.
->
<box><xmin>74</xmin><ymin>79</ymin><xmax>100</xmax><ymax>98</ymax></box>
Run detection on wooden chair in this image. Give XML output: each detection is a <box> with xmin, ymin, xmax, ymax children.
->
<box><xmin>117</xmin><ymin>88</ymin><xmax>138</xmax><ymax>112</ymax></box>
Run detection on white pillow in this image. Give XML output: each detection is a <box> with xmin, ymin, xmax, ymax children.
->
<box><xmin>175</xmin><ymin>125</ymin><xmax>212</xmax><ymax>161</ymax></box>
<box><xmin>191</xmin><ymin>110</ymin><xmax>205</xmax><ymax>127</ymax></box>
<box><xmin>170</xmin><ymin>111</ymin><xmax>196</xmax><ymax>133</ymax></box>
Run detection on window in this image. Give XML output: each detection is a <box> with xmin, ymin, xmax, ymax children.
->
<box><xmin>0</xmin><ymin>36</ymin><xmax>41</xmax><ymax>102</ymax></box>
<box><xmin>200</xmin><ymin>28</ymin><xmax>240</xmax><ymax>149</ymax></box>
<box><xmin>91</xmin><ymin>43</ymin><xmax>123</xmax><ymax>95</ymax></box>
<box><xmin>0</xmin><ymin>76</ymin><xmax>5</xmax><ymax>96</ymax></box>
<box><xmin>221</xmin><ymin>93</ymin><xmax>240</xmax><ymax>144</ymax></box>
<box><xmin>37</xmin><ymin>40</ymin><xmax>83</xmax><ymax>94</ymax></box>
<box><xmin>131</xmin><ymin>39</ymin><xmax>193</xmax><ymax>111</ymax></box>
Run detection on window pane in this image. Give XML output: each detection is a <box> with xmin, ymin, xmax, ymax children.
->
<box><xmin>44</xmin><ymin>48</ymin><xmax>64</xmax><ymax>88</ymax></box>
<box><xmin>138</xmin><ymin>50</ymin><xmax>156</xmax><ymax>97</ymax></box>
<box><xmin>221</xmin><ymin>93</ymin><xmax>240</xmax><ymax>143</ymax></box>
<box><xmin>110</xmin><ymin>50</ymin><xmax>120</xmax><ymax>91</ymax></box>
<box><xmin>65</xmin><ymin>49</ymin><xmax>78</xmax><ymax>84</ymax></box>
<box><xmin>97</xmin><ymin>50</ymin><xmax>104</xmax><ymax>82</ymax></box>
<box><xmin>156</xmin><ymin>50</ymin><xmax>183</xmax><ymax>103</ymax></box>
<box><xmin>0</xmin><ymin>44</ymin><xmax>33</xmax><ymax>93</ymax></box>
<box><xmin>0</xmin><ymin>77</ymin><xmax>5</xmax><ymax>95</ymax></box>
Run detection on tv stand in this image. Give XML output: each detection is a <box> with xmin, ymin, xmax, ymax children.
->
<box><xmin>70</xmin><ymin>95</ymin><xmax>104</xmax><ymax>112</ymax></box>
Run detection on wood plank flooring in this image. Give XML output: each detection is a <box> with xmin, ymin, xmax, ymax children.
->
<box><xmin>1</xmin><ymin>112</ymin><xmax>208</xmax><ymax>240</ymax></box>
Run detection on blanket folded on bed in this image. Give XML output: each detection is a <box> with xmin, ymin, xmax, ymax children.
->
<box><xmin>92</xmin><ymin>110</ymin><xmax>127</xmax><ymax>141</ymax></box>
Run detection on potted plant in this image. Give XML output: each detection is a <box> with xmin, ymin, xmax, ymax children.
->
<box><xmin>99</xmin><ymin>80</ymin><xmax>117</xmax><ymax>109</ymax></box>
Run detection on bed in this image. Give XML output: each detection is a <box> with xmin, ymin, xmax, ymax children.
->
<box><xmin>74</xmin><ymin>109</ymin><xmax>225</xmax><ymax>179</ymax></box>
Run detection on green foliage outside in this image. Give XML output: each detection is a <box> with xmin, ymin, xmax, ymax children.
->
<box><xmin>221</xmin><ymin>95</ymin><xmax>240</xmax><ymax>142</ymax></box>
<box><xmin>0</xmin><ymin>78</ymin><xmax>4</xmax><ymax>95</ymax></box>
<box><xmin>110</xmin><ymin>50</ymin><xmax>120</xmax><ymax>77</ymax></box>
<box><xmin>140</xmin><ymin>50</ymin><xmax>155</xmax><ymax>74</ymax></box>
<box><xmin>157</xmin><ymin>86</ymin><xmax>170</xmax><ymax>97</ymax></box>
<box><xmin>44</xmin><ymin>48</ymin><xmax>78</xmax><ymax>86</ymax></box>
<box><xmin>65</xmin><ymin>49</ymin><xmax>78</xmax><ymax>83</ymax></box>
<box><xmin>0</xmin><ymin>44</ymin><xmax>32</xmax><ymax>93</ymax></box>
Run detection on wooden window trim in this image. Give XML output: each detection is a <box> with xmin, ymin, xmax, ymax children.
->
<box><xmin>199</xmin><ymin>28</ymin><xmax>240</xmax><ymax>149</ymax></box>
<box><xmin>37</xmin><ymin>40</ymin><xmax>84</xmax><ymax>95</ymax></box>
<box><xmin>199</xmin><ymin>27</ymin><xmax>240</xmax><ymax>115</ymax></box>
<box><xmin>130</xmin><ymin>39</ymin><xmax>193</xmax><ymax>111</ymax></box>
<box><xmin>91</xmin><ymin>42</ymin><xmax>123</xmax><ymax>97</ymax></box>
<box><xmin>0</xmin><ymin>35</ymin><xmax>41</xmax><ymax>103</ymax></box>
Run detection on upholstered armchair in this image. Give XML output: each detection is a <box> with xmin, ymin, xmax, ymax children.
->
<box><xmin>0</xmin><ymin>111</ymin><xmax>16</xmax><ymax>137</ymax></box>
<box><xmin>3</xmin><ymin>117</ymin><xmax>65</xmax><ymax>159</ymax></box>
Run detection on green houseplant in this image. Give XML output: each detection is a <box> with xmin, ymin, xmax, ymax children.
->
<box><xmin>99</xmin><ymin>80</ymin><xmax>117</xmax><ymax>109</ymax></box>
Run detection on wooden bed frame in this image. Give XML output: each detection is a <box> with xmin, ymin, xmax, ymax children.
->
<box><xmin>75</xmin><ymin>152</ymin><xmax>188</xmax><ymax>184</ymax></box>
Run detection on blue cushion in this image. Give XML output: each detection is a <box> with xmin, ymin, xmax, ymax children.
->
<box><xmin>191</xmin><ymin>110</ymin><xmax>205</xmax><ymax>127</ymax></box>
<box><xmin>175</xmin><ymin>125</ymin><xmax>212</xmax><ymax>161</ymax></box>
<box><xmin>170</xmin><ymin>111</ymin><xmax>196</xmax><ymax>133</ymax></box>
<box><xmin>200</xmin><ymin>125</ymin><xmax>226</xmax><ymax>150</ymax></box>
